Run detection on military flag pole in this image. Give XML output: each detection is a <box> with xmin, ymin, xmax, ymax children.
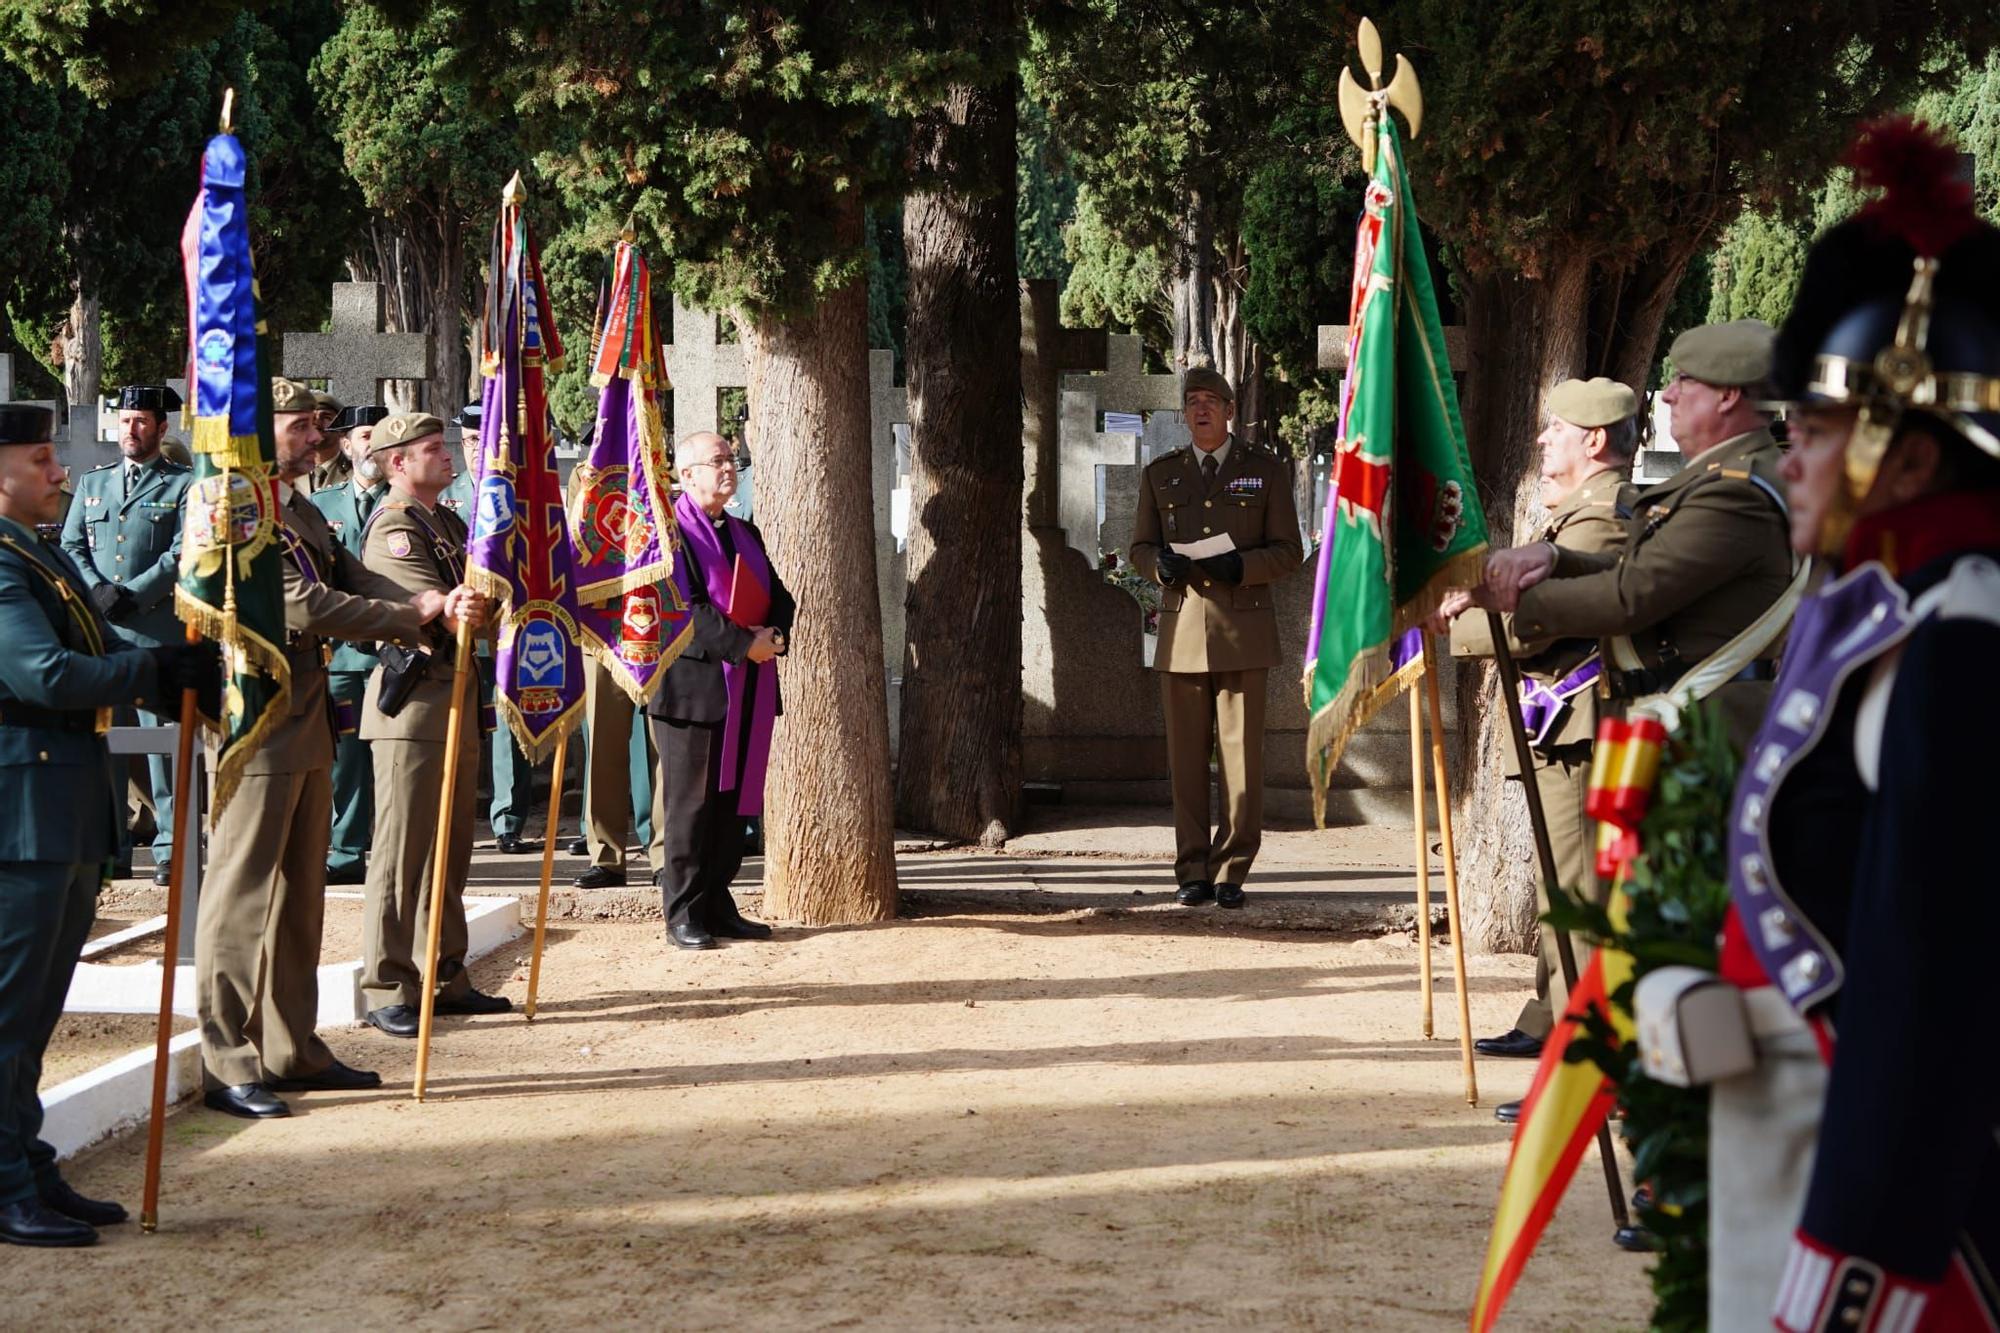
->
<box><xmin>139</xmin><ymin>622</ymin><xmax>202</xmax><ymax>1233</ymax></box>
<box><xmin>1406</xmin><ymin>679</ymin><xmax>1435</xmax><ymax>1039</ymax></box>
<box><xmin>1484</xmin><ymin>612</ymin><xmax>1631</xmax><ymax>1231</ymax></box>
<box><xmin>522</xmin><ymin>730</ymin><xmax>567</xmax><ymax>1019</ymax></box>
<box><xmin>411</xmin><ymin>620</ymin><xmax>475</xmax><ymax>1101</ymax></box>
<box><xmin>1419</xmin><ymin>632</ymin><xmax>1478</xmax><ymax>1105</ymax></box>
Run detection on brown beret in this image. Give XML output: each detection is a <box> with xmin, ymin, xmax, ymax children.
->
<box><xmin>1546</xmin><ymin>377</ymin><xmax>1638</xmax><ymax>429</ymax></box>
<box><xmin>270</xmin><ymin>377</ymin><xmax>317</xmax><ymax>415</ymax></box>
<box><xmin>367</xmin><ymin>412</ymin><xmax>446</xmax><ymax>454</ymax></box>
<box><xmin>1181</xmin><ymin>367</ymin><xmax>1235</xmax><ymax>406</ymax></box>
<box><xmin>1669</xmin><ymin>320</ymin><xmax>1775</xmax><ymax>388</ymax></box>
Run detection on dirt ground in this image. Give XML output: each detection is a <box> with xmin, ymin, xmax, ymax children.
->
<box><xmin>13</xmin><ymin>903</ymin><xmax>1649</xmax><ymax>1330</ymax></box>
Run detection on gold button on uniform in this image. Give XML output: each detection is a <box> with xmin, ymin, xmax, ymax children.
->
<box><xmin>1204</xmin><ymin>501</ymin><xmax>1213</xmax><ymax>509</ymax></box>
<box><xmin>36</xmin><ymin>751</ymin><xmax>47</xmax><ymax>762</ymax></box>
<box><xmin>1203</xmin><ymin>580</ymin><xmax>1213</xmax><ymax>589</ymax></box>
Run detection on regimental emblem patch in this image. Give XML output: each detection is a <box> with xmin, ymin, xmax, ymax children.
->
<box><xmin>386</xmin><ymin>530</ymin><xmax>413</xmax><ymax>559</ymax></box>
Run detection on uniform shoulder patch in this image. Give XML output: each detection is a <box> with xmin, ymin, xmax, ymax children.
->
<box><xmin>386</xmin><ymin>529</ymin><xmax>413</xmax><ymax>558</ymax></box>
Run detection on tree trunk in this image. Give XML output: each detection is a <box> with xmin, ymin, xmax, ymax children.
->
<box><xmin>61</xmin><ymin>284</ymin><xmax>101</xmax><ymax>413</ymax></box>
<box><xmin>896</xmin><ymin>76</ymin><xmax>1024</xmax><ymax>844</ymax></box>
<box><xmin>1173</xmin><ymin>187</ymin><xmax>1217</xmax><ymax>371</ymax></box>
<box><xmin>1451</xmin><ymin>242</ymin><xmax>1703</xmax><ymax>953</ymax></box>
<box><xmin>349</xmin><ymin>208</ymin><xmax>471</xmax><ymax>415</ymax></box>
<box><xmin>744</xmin><ymin>197</ymin><xmax>899</xmax><ymax>926</ymax></box>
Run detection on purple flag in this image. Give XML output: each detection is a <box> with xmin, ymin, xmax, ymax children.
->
<box><xmin>464</xmin><ymin>175</ymin><xmax>585</xmax><ymax>763</ymax></box>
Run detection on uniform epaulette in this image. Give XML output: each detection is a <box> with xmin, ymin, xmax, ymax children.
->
<box><xmin>1146</xmin><ymin>449</ymin><xmax>1185</xmax><ymax>470</ymax></box>
<box><xmin>85</xmin><ymin>461</ymin><xmax>117</xmax><ymax>473</ymax></box>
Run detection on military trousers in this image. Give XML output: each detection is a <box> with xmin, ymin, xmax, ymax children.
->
<box><xmin>362</xmin><ymin>732</ymin><xmax>476</xmax><ymax>1010</ymax></box>
<box><xmin>652</xmin><ymin>717</ymin><xmax>748</xmax><ymax>930</ymax></box>
<box><xmin>1515</xmin><ymin>743</ymin><xmax>1603</xmax><ymax>1040</ymax></box>
<box><xmin>584</xmin><ymin>658</ymin><xmax>666</xmax><ymax>873</ymax></box>
<box><xmin>0</xmin><ymin>862</ymin><xmax>95</xmax><ymax>1204</ymax></box>
<box><xmin>1161</xmin><ymin>667</ymin><xmax>1267</xmax><ymax>886</ymax></box>
<box><xmin>488</xmin><ymin>721</ymin><xmax>535</xmax><ymax>840</ymax></box>
<box><xmin>327</xmin><ymin>671</ymin><xmax>373</xmax><ymax>876</ymax></box>
<box><xmin>196</xmin><ymin>766</ymin><xmax>338</xmax><ymax>1087</ymax></box>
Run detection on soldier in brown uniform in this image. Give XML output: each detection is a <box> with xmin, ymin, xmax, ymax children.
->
<box><xmin>1479</xmin><ymin>321</ymin><xmax>1796</xmax><ymax>748</ymax></box>
<box><xmin>196</xmin><ymin>380</ymin><xmax>471</xmax><ymax>1120</ymax></box>
<box><xmin>1434</xmin><ymin>378</ymin><xmax>1639</xmax><ymax>1101</ymax></box>
<box><xmin>1129</xmin><ymin>369</ymin><xmax>1305</xmax><ymax>908</ymax></box>
<box><xmin>358</xmin><ymin>413</ymin><xmax>511</xmax><ymax>1037</ymax></box>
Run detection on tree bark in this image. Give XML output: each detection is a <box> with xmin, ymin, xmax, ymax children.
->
<box><xmin>61</xmin><ymin>283</ymin><xmax>102</xmax><ymax>413</ymax></box>
<box><xmin>1451</xmin><ymin>244</ymin><xmax>1701</xmax><ymax>953</ymax></box>
<box><xmin>744</xmin><ymin>196</ymin><xmax>898</xmax><ymax>926</ymax></box>
<box><xmin>895</xmin><ymin>76</ymin><xmax>1025</xmax><ymax>844</ymax></box>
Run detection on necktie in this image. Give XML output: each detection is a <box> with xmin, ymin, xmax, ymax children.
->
<box><xmin>1202</xmin><ymin>452</ymin><xmax>1218</xmax><ymax>487</ymax></box>
<box><xmin>125</xmin><ymin>463</ymin><xmax>139</xmax><ymax>497</ymax></box>
<box><xmin>358</xmin><ymin>485</ymin><xmax>378</xmax><ymax>525</ymax></box>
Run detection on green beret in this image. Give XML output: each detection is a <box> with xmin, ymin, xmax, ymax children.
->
<box><xmin>367</xmin><ymin>412</ymin><xmax>446</xmax><ymax>453</ymax></box>
<box><xmin>1669</xmin><ymin>320</ymin><xmax>1775</xmax><ymax>388</ymax></box>
<box><xmin>311</xmin><ymin>389</ymin><xmax>342</xmax><ymax>414</ymax></box>
<box><xmin>1181</xmin><ymin>367</ymin><xmax>1235</xmax><ymax>406</ymax></box>
<box><xmin>270</xmin><ymin>378</ymin><xmax>317</xmax><ymax>415</ymax></box>
<box><xmin>1546</xmin><ymin>377</ymin><xmax>1638</xmax><ymax>429</ymax></box>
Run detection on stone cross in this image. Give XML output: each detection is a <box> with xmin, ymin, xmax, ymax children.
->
<box><xmin>1055</xmin><ymin>334</ymin><xmax>1184</xmax><ymax>565</ymax></box>
<box><xmin>663</xmin><ymin>297</ymin><xmax>748</xmax><ymax>443</ymax></box>
<box><xmin>282</xmin><ymin>282</ymin><xmax>433</xmax><ymax>410</ymax></box>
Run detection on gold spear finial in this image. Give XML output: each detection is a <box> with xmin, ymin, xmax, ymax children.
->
<box><xmin>502</xmin><ymin>171</ymin><xmax>525</xmax><ymax>207</ymax></box>
<box><xmin>219</xmin><ymin>88</ymin><xmax>235</xmax><ymax>135</ymax></box>
<box><xmin>1337</xmin><ymin>19</ymin><xmax>1424</xmax><ymax>174</ymax></box>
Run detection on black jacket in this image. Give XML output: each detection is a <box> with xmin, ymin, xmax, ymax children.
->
<box><xmin>645</xmin><ymin>517</ymin><xmax>794</xmax><ymax>726</ymax></box>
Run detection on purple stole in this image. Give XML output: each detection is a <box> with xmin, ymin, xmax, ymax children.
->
<box><xmin>672</xmin><ymin>491</ymin><xmax>777</xmax><ymax>814</ymax></box>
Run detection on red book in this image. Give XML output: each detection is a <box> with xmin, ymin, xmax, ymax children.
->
<box><xmin>725</xmin><ymin>555</ymin><xmax>770</xmax><ymax>630</ymax></box>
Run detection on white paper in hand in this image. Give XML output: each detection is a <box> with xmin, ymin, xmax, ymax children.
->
<box><xmin>1168</xmin><ymin>532</ymin><xmax>1237</xmax><ymax>561</ymax></box>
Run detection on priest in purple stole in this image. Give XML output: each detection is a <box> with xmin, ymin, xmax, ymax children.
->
<box><xmin>648</xmin><ymin>432</ymin><xmax>793</xmax><ymax>950</ymax></box>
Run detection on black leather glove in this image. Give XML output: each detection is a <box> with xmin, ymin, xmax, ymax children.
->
<box><xmin>150</xmin><ymin>642</ymin><xmax>224</xmax><ymax>718</ymax></box>
<box><xmin>1155</xmin><ymin>550</ymin><xmax>1192</xmax><ymax>587</ymax></box>
<box><xmin>90</xmin><ymin>582</ymin><xmax>137</xmax><ymax>621</ymax></box>
<box><xmin>1197</xmin><ymin>550</ymin><xmax>1245</xmax><ymax>585</ymax></box>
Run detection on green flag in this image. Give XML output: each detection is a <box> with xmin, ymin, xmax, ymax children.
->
<box><xmin>1303</xmin><ymin>112</ymin><xmax>1488</xmax><ymax>824</ymax></box>
<box><xmin>175</xmin><ymin>128</ymin><xmax>290</xmax><ymax>817</ymax></box>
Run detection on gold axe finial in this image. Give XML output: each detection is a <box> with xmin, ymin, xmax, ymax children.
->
<box><xmin>1337</xmin><ymin>18</ymin><xmax>1424</xmax><ymax>173</ymax></box>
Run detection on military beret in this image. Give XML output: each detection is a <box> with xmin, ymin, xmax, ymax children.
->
<box><xmin>329</xmin><ymin>404</ymin><xmax>390</xmax><ymax>434</ymax></box>
<box><xmin>451</xmin><ymin>403</ymin><xmax>482</xmax><ymax>429</ymax></box>
<box><xmin>1546</xmin><ymin>377</ymin><xmax>1638</xmax><ymax>429</ymax></box>
<box><xmin>270</xmin><ymin>377</ymin><xmax>317</xmax><ymax>414</ymax></box>
<box><xmin>116</xmin><ymin>384</ymin><xmax>182</xmax><ymax>415</ymax></box>
<box><xmin>0</xmin><ymin>405</ymin><xmax>55</xmax><ymax>447</ymax></box>
<box><xmin>311</xmin><ymin>389</ymin><xmax>342</xmax><ymax>414</ymax></box>
<box><xmin>1669</xmin><ymin>320</ymin><xmax>1776</xmax><ymax>387</ymax></box>
<box><xmin>1181</xmin><ymin>367</ymin><xmax>1235</xmax><ymax>405</ymax></box>
<box><xmin>367</xmin><ymin>412</ymin><xmax>446</xmax><ymax>453</ymax></box>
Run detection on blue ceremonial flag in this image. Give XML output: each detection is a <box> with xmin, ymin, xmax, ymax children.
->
<box><xmin>175</xmin><ymin>128</ymin><xmax>289</xmax><ymax>817</ymax></box>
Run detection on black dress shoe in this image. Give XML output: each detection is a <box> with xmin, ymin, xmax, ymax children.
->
<box><xmin>573</xmin><ymin>866</ymin><xmax>626</xmax><ymax>890</ymax></box>
<box><xmin>495</xmin><ymin>833</ymin><xmax>540</xmax><ymax>855</ymax></box>
<box><xmin>0</xmin><ymin>1199</ymin><xmax>97</xmax><ymax>1247</ymax></box>
<box><xmin>365</xmin><ymin>1005</ymin><xmax>420</xmax><ymax>1038</ymax></box>
<box><xmin>706</xmin><ymin>908</ymin><xmax>773</xmax><ymax>941</ymax></box>
<box><xmin>1494</xmin><ymin>1099</ymin><xmax>1521</xmax><ymax>1125</ymax></box>
<box><xmin>670</xmin><ymin>921</ymin><xmax>716</xmax><ymax>951</ymax></box>
<box><xmin>152</xmin><ymin>865</ymin><xmax>172</xmax><ymax>887</ymax></box>
<box><xmin>1175</xmin><ymin>880</ymin><xmax>1214</xmax><ymax>906</ymax></box>
<box><xmin>1213</xmin><ymin>882</ymin><xmax>1245</xmax><ymax>909</ymax></box>
<box><xmin>434</xmin><ymin>988</ymin><xmax>512</xmax><ymax>1016</ymax></box>
<box><xmin>39</xmin><ymin>1177</ymin><xmax>126</xmax><ymax>1227</ymax></box>
<box><xmin>267</xmin><ymin>1058</ymin><xmax>383</xmax><ymax>1092</ymax></box>
<box><xmin>567</xmin><ymin>836</ymin><xmax>590</xmax><ymax>856</ymax></box>
<box><xmin>325</xmin><ymin>862</ymin><xmax>366</xmax><ymax>886</ymax></box>
<box><xmin>203</xmin><ymin>1084</ymin><xmax>291</xmax><ymax>1119</ymax></box>
<box><xmin>1474</xmin><ymin>1028</ymin><xmax>1545</xmax><ymax>1059</ymax></box>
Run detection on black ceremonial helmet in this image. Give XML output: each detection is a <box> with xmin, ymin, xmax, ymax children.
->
<box><xmin>1771</xmin><ymin>117</ymin><xmax>2000</xmax><ymax>555</ymax></box>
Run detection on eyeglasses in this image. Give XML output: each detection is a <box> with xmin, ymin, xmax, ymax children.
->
<box><xmin>686</xmin><ymin>457</ymin><xmax>738</xmax><ymax>472</ymax></box>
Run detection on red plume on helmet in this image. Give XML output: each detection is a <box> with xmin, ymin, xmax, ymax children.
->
<box><xmin>1846</xmin><ymin>115</ymin><xmax>1980</xmax><ymax>258</ymax></box>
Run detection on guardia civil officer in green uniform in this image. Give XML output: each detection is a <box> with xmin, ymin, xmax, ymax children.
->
<box><xmin>58</xmin><ymin>384</ymin><xmax>192</xmax><ymax>886</ymax></box>
<box><xmin>1434</xmin><ymin>377</ymin><xmax>1640</xmax><ymax>1118</ymax></box>
<box><xmin>1128</xmin><ymin>368</ymin><xmax>1305</xmax><ymax>908</ymax></box>
<box><xmin>309</xmin><ymin>404</ymin><xmax>390</xmax><ymax>884</ymax></box>
<box><xmin>358</xmin><ymin>413</ymin><xmax>512</xmax><ymax>1037</ymax></box>
<box><xmin>1478</xmin><ymin>321</ymin><xmax>1796</xmax><ymax>750</ymax></box>
<box><xmin>0</xmin><ymin>404</ymin><xmax>216</xmax><ymax>1244</ymax></box>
